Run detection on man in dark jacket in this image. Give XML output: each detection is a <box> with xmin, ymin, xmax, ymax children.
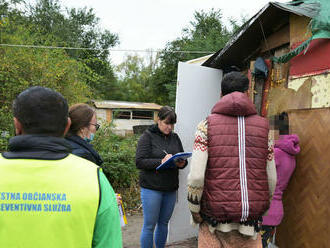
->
<box><xmin>187</xmin><ymin>72</ymin><xmax>269</xmax><ymax>247</ymax></box>
<box><xmin>0</xmin><ymin>86</ymin><xmax>122</xmax><ymax>248</ymax></box>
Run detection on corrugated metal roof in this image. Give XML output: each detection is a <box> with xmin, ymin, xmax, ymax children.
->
<box><xmin>92</xmin><ymin>100</ymin><xmax>162</xmax><ymax>110</ymax></box>
<box><xmin>202</xmin><ymin>1</ymin><xmax>320</xmax><ymax>69</ymax></box>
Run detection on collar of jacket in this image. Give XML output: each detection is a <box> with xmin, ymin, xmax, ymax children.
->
<box><xmin>66</xmin><ymin>135</ymin><xmax>103</xmax><ymax>165</ymax></box>
<box><xmin>148</xmin><ymin>124</ymin><xmax>172</xmax><ymax>137</ymax></box>
<box><xmin>2</xmin><ymin>134</ymin><xmax>71</xmax><ymax>160</ymax></box>
<box><xmin>211</xmin><ymin>92</ymin><xmax>257</xmax><ymax>117</ymax></box>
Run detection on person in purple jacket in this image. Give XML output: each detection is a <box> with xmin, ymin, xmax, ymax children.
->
<box><xmin>261</xmin><ymin>113</ymin><xmax>300</xmax><ymax>247</ymax></box>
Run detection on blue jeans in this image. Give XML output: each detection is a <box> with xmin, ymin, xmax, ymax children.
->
<box><xmin>140</xmin><ymin>187</ymin><xmax>177</xmax><ymax>248</ymax></box>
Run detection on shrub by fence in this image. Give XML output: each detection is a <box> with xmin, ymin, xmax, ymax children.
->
<box><xmin>92</xmin><ymin>124</ymin><xmax>141</xmax><ymax>212</ymax></box>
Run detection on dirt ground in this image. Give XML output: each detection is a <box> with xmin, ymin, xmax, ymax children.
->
<box><xmin>122</xmin><ymin>213</ymin><xmax>198</xmax><ymax>248</ymax></box>
<box><xmin>122</xmin><ymin>213</ymin><xmax>143</xmax><ymax>248</ymax></box>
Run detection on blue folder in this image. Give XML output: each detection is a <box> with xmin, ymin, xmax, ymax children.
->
<box><xmin>156</xmin><ymin>152</ymin><xmax>192</xmax><ymax>170</ymax></box>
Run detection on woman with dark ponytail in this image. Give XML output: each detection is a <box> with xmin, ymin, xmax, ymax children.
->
<box><xmin>136</xmin><ymin>106</ymin><xmax>187</xmax><ymax>248</ymax></box>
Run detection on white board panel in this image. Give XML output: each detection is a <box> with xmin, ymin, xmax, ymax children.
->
<box><xmin>168</xmin><ymin>62</ymin><xmax>222</xmax><ymax>242</ymax></box>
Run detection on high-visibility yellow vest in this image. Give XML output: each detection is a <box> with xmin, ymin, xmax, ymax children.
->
<box><xmin>0</xmin><ymin>154</ymin><xmax>100</xmax><ymax>248</ymax></box>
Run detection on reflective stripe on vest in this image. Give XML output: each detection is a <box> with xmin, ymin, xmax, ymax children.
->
<box><xmin>238</xmin><ymin>116</ymin><xmax>249</xmax><ymax>222</ymax></box>
<box><xmin>0</xmin><ymin>154</ymin><xmax>99</xmax><ymax>248</ymax></box>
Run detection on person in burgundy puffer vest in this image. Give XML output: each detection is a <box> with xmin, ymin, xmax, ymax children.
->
<box><xmin>187</xmin><ymin>71</ymin><xmax>270</xmax><ymax>248</ymax></box>
<box><xmin>261</xmin><ymin>114</ymin><xmax>300</xmax><ymax>247</ymax></box>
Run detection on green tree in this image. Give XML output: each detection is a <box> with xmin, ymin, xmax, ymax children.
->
<box><xmin>115</xmin><ymin>54</ymin><xmax>159</xmax><ymax>103</ymax></box>
<box><xmin>0</xmin><ymin>0</ymin><xmax>123</xmax><ymax>151</ymax></box>
<box><xmin>0</xmin><ymin>15</ymin><xmax>91</xmax><ymax>148</ymax></box>
<box><xmin>25</xmin><ymin>0</ymin><xmax>120</xmax><ymax>99</ymax></box>
<box><xmin>151</xmin><ymin>9</ymin><xmax>245</xmax><ymax>106</ymax></box>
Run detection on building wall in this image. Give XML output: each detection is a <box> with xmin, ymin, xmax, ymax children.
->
<box><xmin>288</xmin><ymin>74</ymin><xmax>330</xmax><ymax>108</ymax></box>
<box><xmin>286</xmin><ymin>13</ymin><xmax>330</xmax><ymax>109</ymax></box>
<box><xmin>112</xmin><ymin>119</ymin><xmax>155</xmax><ymax>132</ymax></box>
<box><xmin>107</xmin><ymin>109</ymin><xmax>112</xmax><ymax>123</ymax></box>
<box><xmin>95</xmin><ymin>108</ymin><xmax>157</xmax><ymax>135</ymax></box>
<box><xmin>290</xmin><ymin>14</ymin><xmax>312</xmax><ymax>46</ymax></box>
<box><xmin>263</xmin><ymin>14</ymin><xmax>330</xmax><ymax>116</ymax></box>
<box><xmin>95</xmin><ymin>109</ymin><xmax>107</xmax><ymax>122</ymax></box>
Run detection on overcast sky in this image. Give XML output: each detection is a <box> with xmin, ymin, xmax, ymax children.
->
<box><xmin>60</xmin><ymin>0</ymin><xmax>288</xmax><ymax>64</ymax></box>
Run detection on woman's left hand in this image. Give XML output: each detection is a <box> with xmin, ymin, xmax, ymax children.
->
<box><xmin>175</xmin><ymin>159</ymin><xmax>186</xmax><ymax>168</ymax></box>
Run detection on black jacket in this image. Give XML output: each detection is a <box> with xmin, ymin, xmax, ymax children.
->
<box><xmin>66</xmin><ymin>135</ymin><xmax>103</xmax><ymax>166</ymax></box>
<box><xmin>135</xmin><ymin>124</ymin><xmax>187</xmax><ymax>191</ymax></box>
<box><xmin>2</xmin><ymin>135</ymin><xmax>71</xmax><ymax>160</ymax></box>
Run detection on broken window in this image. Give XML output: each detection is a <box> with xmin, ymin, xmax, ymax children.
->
<box><xmin>113</xmin><ymin>110</ymin><xmax>131</xmax><ymax>119</ymax></box>
<box><xmin>132</xmin><ymin>110</ymin><xmax>153</xmax><ymax>120</ymax></box>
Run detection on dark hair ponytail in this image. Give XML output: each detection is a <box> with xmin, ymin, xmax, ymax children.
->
<box><xmin>67</xmin><ymin>103</ymin><xmax>95</xmax><ymax>136</ymax></box>
<box><xmin>158</xmin><ymin>106</ymin><xmax>177</xmax><ymax>124</ymax></box>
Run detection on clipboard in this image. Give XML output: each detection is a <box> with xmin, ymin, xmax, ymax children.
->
<box><xmin>156</xmin><ymin>152</ymin><xmax>192</xmax><ymax>170</ymax></box>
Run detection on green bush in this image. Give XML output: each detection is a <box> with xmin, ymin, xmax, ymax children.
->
<box><xmin>92</xmin><ymin>123</ymin><xmax>140</xmax><ymax>189</ymax></box>
<box><xmin>92</xmin><ymin>124</ymin><xmax>141</xmax><ymax>211</ymax></box>
<box><xmin>0</xmin><ymin>132</ymin><xmax>10</xmax><ymax>152</ymax></box>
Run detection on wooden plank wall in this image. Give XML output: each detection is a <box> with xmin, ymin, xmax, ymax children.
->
<box><xmin>290</xmin><ymin>15</ymin><xmax>312</xmax><ymax>46</ymax></box>
<box><xmin>106</xmin><ymin>109</ymin><xmax>112</xmax><ymax>123</ymax></box>
<box><xmin>276</xmin><ymin>108</ymin><xmax>330</xmax><ymax>248</ymax></box>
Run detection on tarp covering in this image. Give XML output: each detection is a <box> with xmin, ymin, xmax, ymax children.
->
<box><xmin>273</xmin><ymin>1</ymin><xmax>320</xmax><ymax>18</ymax></box>
<box><xmin>272</xmin><ymin>38</ymin><xmax>312</xmax><ymax>63</ymax></box>
<box><xmin>272</xmin><ymin>0</ymin><xmax>330</xmax><ymax>63</ymax></box>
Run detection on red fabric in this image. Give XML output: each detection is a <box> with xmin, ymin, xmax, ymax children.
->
<box><xmin>201</xmin><ymin>92</ymin><xmax>269</xmax><ymax>223</ymax></box>
<box><xmin>290</xmin><ymin>39</ymin><xmax>330</xmax><ymax>77</ymax></box>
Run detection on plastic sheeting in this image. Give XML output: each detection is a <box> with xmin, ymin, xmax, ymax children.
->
<box><xmin>272</xmin><ymin>0</ymin><xmax>330</xmax><ymax>63</ymax></box>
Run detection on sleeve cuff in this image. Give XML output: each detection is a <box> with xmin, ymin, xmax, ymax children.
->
<box><xmin>188</xmin><ymin>201</ymin><xmax>200</xmax><ymax>213</ymax></box>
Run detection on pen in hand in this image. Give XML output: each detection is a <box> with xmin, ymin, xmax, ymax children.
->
<box><xmin>161</xmin><ymin>150</ymin><xmax>172</xmax><ymax>164</ymax></box>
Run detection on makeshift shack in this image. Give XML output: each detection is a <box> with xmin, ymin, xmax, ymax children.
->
<box><xmin>91</xmin><ymin>100</ymin><xmax>162</xmax><ymax>136</ymax></box>
<box><xmin>170</xmin><ymin>0</ymin><xmax>330</xmax><ymax>246</ymax></box>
